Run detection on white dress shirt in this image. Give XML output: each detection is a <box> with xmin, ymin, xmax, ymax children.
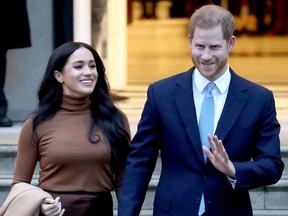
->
<box><xmin>192</xmin><ymin>66</ymin><xmax>231</xmax><ymax>134</ymax></box>
<box><xmin>192</xmin><ymin>66</ymin><xmax>237</xmax><ymax>190</ymax></box>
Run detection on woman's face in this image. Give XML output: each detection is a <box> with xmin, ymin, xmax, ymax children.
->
<box><xmin>54</xmin><ymin>47</ymin><xmax>98</xmax><ymax>98</ymax></box>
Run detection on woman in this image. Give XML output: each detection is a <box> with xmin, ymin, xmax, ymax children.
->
<box><xmin>12</xmin><ymin>42</ymin><xmax>131</xmax><ymax>215</ymax></box>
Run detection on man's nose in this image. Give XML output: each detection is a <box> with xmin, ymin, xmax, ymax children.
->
<box><xmin>202</xmin><ymin>48</ymin><xmax>212</xmax><ymax>60</ymax></box>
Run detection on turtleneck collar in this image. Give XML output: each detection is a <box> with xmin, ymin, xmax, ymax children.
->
<box><xmin>60</xmin><ymin>95</ymin><xmax>91</xmax><ymax>112</ymax></box>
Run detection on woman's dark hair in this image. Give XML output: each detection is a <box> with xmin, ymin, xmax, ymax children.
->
<box><xmin>33</xmin><ymin>41</ymin><xmax>130</xmax><ymax>169</ymax></box>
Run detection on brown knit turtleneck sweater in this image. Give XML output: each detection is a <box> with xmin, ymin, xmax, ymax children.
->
<box><xmin>13</xmin><ymin>95</ymin><xmax>129</xmax><ymax>194</ymax></box>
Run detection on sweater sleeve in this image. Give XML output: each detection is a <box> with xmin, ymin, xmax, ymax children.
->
<box><xmin>12</xmin><ymin>118</ymin><xmax>39</xmax><ymax>186</ymax></box>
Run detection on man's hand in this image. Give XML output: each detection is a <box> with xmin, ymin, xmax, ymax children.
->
<box><xmin>41</xmin><ymin>197</ymin><xmax>65</xmax><ymax>216</ymax></box>
<box><xmin>202</xmin><ymin>135</ymin><xmax>236</xmax><ymax>178</ymax></box>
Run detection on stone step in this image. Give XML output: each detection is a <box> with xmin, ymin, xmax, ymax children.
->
<box><xmin>1</xmin><ymin>176</ymin><xmax>288</xmax><ymax>216</ymax></box>
<box><xmin>1</xmin><ymin>144</ymin><xmax>288</xmax><ymax>214</ymax></box>
<box><xmin>114</xmin><ymin>209</ymin><xmax>288</xmax><ymax>216</ymax></box>
<box><xmin>113</xmin><ymin>209</ymin><xmax>288</xmax><ymax>216</ymax></box>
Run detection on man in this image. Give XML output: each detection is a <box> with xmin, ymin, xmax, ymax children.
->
<box><xmin>118</xmin><ymin>4</ymin><xmax>284</xmax><ymax>216</ymax></box>
<box><xmin>0</xmin><ymin>0</ymin><xmax>31</xmax><ymax>127</ymax></box>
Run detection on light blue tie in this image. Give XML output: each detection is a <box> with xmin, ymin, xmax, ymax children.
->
<box><xmin>198</xmin><ymin>82</ymin><xmax>216</xmax><ymax>216</ymax></box>
<box><xmin>199</xmin><ymin>82</ymin><xmax>216</xmax><ymax>159</ymax></box>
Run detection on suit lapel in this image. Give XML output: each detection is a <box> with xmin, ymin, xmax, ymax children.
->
<box><xmin>174</xmin><ymin>68</ymin><xmax>204</xmax><ymax>163</ymax></box>
<box><xmin>173</xmin><ymin>68</ymin><xmax>248</xmax><ymax>162</ymax></box>
<box><xmin>215</xmin><ymin>70</ymin><xmax>248</xmax><ymax>142</ymax></box>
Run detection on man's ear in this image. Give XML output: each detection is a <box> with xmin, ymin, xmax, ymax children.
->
<box><xmin>54</xmin><ymin>71</ymin><xmax>63</xmax><ymax>83</ymax></box>
<box><xmin>228</xmin><ymin>36</ymin><xmax>236</xmax><ymax>51</ymax></box>
<box><xmin>188</xmin><ymin>34</ymin><xmax>192</xmax><ymax>48</ymax></box>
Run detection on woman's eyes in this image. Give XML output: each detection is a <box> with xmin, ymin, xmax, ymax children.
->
<box><xmin>74</xmin><ymin>64</ymin><xmax>96</xmax><ymax>69</ymax></box>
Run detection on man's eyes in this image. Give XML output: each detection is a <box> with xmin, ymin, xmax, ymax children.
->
<box><xmin>196</xmin><ymin>45</ymin><xmax>220</xmax><ymax>49</ymax></box>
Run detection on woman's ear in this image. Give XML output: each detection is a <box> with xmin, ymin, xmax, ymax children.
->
<box><xmin>54</xmin><ymin>71</ymin><xmax>63</xmax><ymax>83</ymax></box>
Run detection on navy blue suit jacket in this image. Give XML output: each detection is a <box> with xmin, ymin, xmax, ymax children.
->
<box><xmin>118</xmin><ymin>68</ymin><xmax>284</xmax><ymax>216</ymax></box>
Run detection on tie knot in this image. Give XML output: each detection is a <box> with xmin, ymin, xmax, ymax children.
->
<box><xmin>206</xmin><ymin>82</ymin><xmax>216</xmax><ymax>94</ymax></box>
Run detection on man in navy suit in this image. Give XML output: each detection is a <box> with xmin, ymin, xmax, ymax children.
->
<box><xmin>118</xmin><ymin>4</ymin><xmax>284</xmax><ymax>216</ymax></box>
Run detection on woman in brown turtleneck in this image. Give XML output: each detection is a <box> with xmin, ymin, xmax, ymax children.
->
<box><xmin>11</xmin><ymin>42</ymin><xmax>131</xmax><ymax>216</ymax></box>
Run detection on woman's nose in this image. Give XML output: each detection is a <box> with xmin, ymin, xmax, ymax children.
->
<box><xmin>83</xmin><ymin>67</ymin><xmax>93</xmax><ymax>75</ymax></box>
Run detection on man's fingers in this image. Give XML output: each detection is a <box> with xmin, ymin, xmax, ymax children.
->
<box><xmin>207</xmin><ymin>134</ymin><xmax>215</xmax><ymax>150</ymax></box>
<box><xmin>203</xmin><ymin>145</ymin><xmax>213</xmax><ymax>160</ymax></box>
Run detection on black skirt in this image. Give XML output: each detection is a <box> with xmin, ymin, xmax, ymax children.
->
<box><xmin>43</xmin><ymin>191</ymin><xmax>113</xmax><ymax>216</ymax></box>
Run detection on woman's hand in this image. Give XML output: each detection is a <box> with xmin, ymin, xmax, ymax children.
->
<box><xmin>41</xmin><ymin>197</ymin><xmax>65</xmax><ymax>216</ymax></box>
